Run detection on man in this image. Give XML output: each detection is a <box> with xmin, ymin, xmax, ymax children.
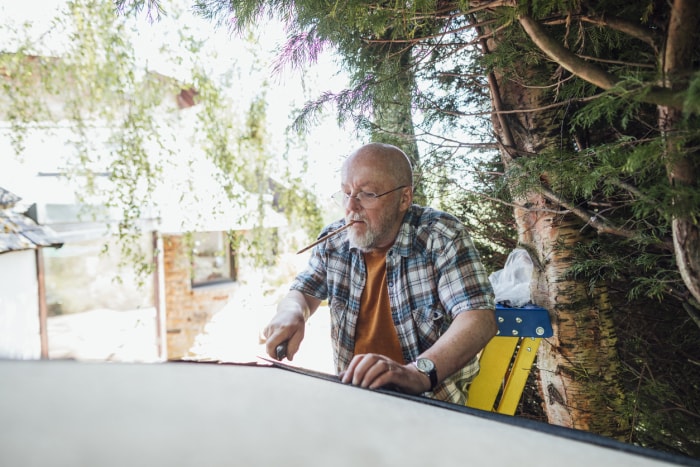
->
<box><xmin>263</xmin><ymin>142</ymin><xmax>496</xmax><ymax>404</ymax></box>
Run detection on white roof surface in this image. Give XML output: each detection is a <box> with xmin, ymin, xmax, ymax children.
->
<box><xmin>0</xmin><ymin>360</ymin><xmax>687</xmax><ymax>467</ymax></box>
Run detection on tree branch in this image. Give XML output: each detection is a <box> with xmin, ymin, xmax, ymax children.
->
<box><xmin>663</xmin><ymin>0</ymin><xmax>699</xmax><ymax>86</ymax></box>
<box><xmin>538</xmin><ymin>184</ymin><xmax>674</xmax><ymax>251</ymax></box>
<box><xmin>517</xmin><ymin>13</ymin><xmax>689</xmax><ymax>111</ymax></box>
<box><xmin>574</xmin><ymin>15</ymin><xmax>658</xmax><ymax>54</ymax></box>
<box><xmin>517</xmin><ymin>13</ymin><xmax>617</xmax><ymax>90</ymax></box>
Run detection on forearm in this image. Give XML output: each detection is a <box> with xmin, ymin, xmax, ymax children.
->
<box><xmin>420</xmin><ymin>308</ymin><xmax>497</xmax><ymax>385</ymax></box>
<box><xmin>341</xmin><ymin>307</ymin><xmax>497</xmax><ymax>395</ymax></box>
<box><xmin>276</xmin><ymin>290</ymin><xmax>320</xmax><ymax>321</ymax></box>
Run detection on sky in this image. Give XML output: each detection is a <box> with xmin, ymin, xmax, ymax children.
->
<box><xmin>0</xmin><ymin>0</ymin><xmax>359</xmax><ymax>208</ymax></box>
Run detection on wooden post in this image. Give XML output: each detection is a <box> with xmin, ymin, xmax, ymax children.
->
<box><xmin>35</xmin><ymin>248</ymin><xmax>49</xmax><ymax>359</ymax></box>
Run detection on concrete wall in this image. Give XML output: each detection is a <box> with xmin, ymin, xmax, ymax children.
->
<box><xmin>162</xmin><ymin>234</ymin><xmax>236</xmax><ymax>360</ymax></box>
<box><xmin>0</xmin><ymin>250</ymin><xmax>41</xmax><ymax>359</ymax></box>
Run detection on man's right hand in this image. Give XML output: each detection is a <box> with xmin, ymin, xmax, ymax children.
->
<box><xmin>262</xmin><ymin>290</ymin><xmax>319</xmax><ymax>361</ymax></box>
<box><xmin>262</xmin><ymin>308</ymin><xmax>305</xmax><ymax>361</ymax></box>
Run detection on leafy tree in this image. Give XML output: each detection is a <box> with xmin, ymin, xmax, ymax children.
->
<box><xmin>1</xmin><ymin>0</ymin><xmax>322</xmax><ymax>275</ymax></box>
<box><xmin>116</xmin><ymin>0</ymin><xmax>699</xmax><ymax>457</ymax></box>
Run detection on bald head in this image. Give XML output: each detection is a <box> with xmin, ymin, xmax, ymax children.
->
<box><xmin>343</xmin><ymin>143</ymin><xmax>413</xmax><ymax>187</ymax></box>
<box><xmin>340</xmin><ymin>143</ymin><xmax>413</xmax><ymax>250</ymax></box>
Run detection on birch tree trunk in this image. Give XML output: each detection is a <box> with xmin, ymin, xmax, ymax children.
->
<box><xmin>485</xmin><ymin>48</ymin><xmax>629</xmax><ymax>435</ymax></box>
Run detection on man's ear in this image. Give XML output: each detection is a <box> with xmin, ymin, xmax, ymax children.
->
<box><xmin>400</xmin><ymin>187</ymin><xmax>413</xmax><ymax>209</ymax></box>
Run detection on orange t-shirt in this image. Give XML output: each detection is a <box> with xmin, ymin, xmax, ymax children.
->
<box><xmin>353</xmin><ymin>248</ymin><xmax>405</xmax><ymax>363</ymax></box>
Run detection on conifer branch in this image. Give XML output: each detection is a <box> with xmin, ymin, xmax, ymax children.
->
<box><xmin>517</xmin><ymin>13</ymin><xmax>690</xmax><ymax>112</ymax></box>
<box><xmin>542</xmin><ymin>15</ymin><xmax>660</xmax><ymax>54</ymax></box>
<box><xmin>539</xmin><ymin>185</ymin><xmax>674</xmax><ymax>251</ymax></box>
<box><xmin>517</xmin><ymin>13</ymin><xmax>617</xmax><ymax>90</ymax></box>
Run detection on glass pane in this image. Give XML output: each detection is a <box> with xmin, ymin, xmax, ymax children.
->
<box><xmin>191</xmin><ymin>232</ymin><xmax>232</xmax><ymax>285</ymax></box>
<box><xmin>44</xmin><ymin>235</ymin><xmax>154</xmax><ymax>315</ymax></box>
<box><xmin>42</xmin><ymin>233</ymin><xmax>157</xmax><ymax>361</ymax></box>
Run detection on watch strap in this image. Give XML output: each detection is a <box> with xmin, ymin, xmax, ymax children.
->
<box><xmin>426</xmin><ymin>367</ymin><xmax>437</xmax><ymax>391</ymax></box>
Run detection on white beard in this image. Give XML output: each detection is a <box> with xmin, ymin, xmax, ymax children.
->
<box><xmin>347</xmin><ymin>224</ymin><xmax>377</xmax><ymax>251</ymax></box>
<box><xmin>346</xmin><ymin>202</ymin><xmax>402</xmax><ymax>252</ymax></box>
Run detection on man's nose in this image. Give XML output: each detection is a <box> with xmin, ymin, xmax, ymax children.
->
<box><xmin>347</xmin><ymin>195</ymin><xmax>362</xmax><ymax>211</ymax></box>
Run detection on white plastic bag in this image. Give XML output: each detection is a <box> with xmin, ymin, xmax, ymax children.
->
<box><xmin>488</xmin><ymin>248</ymin><xmax>533</xmax><ymax>307</ymax></box>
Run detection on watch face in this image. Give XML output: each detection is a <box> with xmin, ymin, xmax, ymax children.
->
<box><xmin>416</xmin><ymin>358</ymin><xmax>434</xmax><ymax>372</ymax></box>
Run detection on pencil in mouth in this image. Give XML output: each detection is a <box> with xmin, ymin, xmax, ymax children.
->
<box><xmin>296</xmin><ymin>220</ymin><xmax>357</xmax><ymax>254</ymax></box>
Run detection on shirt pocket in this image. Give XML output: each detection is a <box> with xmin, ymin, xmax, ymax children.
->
<box><xmin>411</xmin><ymin>306</ymin><xmax>446</xmax><ymax>350</ymax></box>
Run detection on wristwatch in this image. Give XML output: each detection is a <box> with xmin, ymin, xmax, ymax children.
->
<box><xmin>414</xmin><ymin>357</ymin><xmax>438</xmax><ymax>391</ymax></box>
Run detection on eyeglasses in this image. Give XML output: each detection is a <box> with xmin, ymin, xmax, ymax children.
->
<box><xmin>331</xmin><ymin>185</ymin><xmax>407</xmax><ymax>208</ymax></box>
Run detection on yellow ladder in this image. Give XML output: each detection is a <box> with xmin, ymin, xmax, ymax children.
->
<box><xmin>466</xmin><ymin>304</ymin><xmax>552</xmax><ymax>415</ymax></box>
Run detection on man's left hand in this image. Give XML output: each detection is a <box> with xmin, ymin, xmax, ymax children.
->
<box><xmin>339</xmin><ymin>353</ymin><xmax>432</xmax><ymax>395</ymax></box>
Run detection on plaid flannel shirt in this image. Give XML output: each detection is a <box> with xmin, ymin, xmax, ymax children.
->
<box><xmin>290</xmin><ymin>204</ymin><xmax>495</xmax><ymax>405</ymax></box>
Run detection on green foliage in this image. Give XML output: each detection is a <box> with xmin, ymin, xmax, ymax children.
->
<box><xmin>569</xmin><ymin>238</ymin><xmax>681</xmax><ymax>300</ymax></box>
<box><xmin>115</xmin><ymin>0</ymin><xmax>166</xmax><ymax>21</ymax></box>
<box><xmin>613</xmin><ymin>297</ymin><xmax>700</xmax><ymax>458</ymax></box>
<box><xmin>192</xmin><ymin>69</ymin><xmax>247</xmax><ymax>200</ymax></box>
<box><xmin>572</xmin><ymin>92</ymin><xmax>642</xmax><ymax>130</ymax></box>
<box><xmin>3</xmin><ymin>0</ymin><xmax>323</xmax><ymax>282</ymax></box>
<box><xmin>2</xmin><ymin>0</ymin><xmax>168</xmax><ymax>276</ymax></box>
<box><xmin>683</xmin><ymin>72</ymin><xmax>700</xmax><ymax>117</ymax></box>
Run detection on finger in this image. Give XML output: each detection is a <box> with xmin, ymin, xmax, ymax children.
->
<box><xmin>264</xmin><ymin>330</ymin><xmax>288</xmax><ymax>358</ymax></box>
<box><xmin>341</xmin><ymin>354</ymin><xmax>366</xmax><ymax>384</ymax></box>
<box><xmin>285</xmin><ymin>331</ymin><xmax>304</xmax><ymax>361</ymax></box>
<box><xmin>353</xmin><ymin>356</ymin><xmax>390</xmax><ymax>388</ymax></box>
<box><xmin>362</xmin><ymin>359</ymin><xmax>396</xmax><ymax>389</ymax></box>
<box><xmin>367</xmin><ymin>361</ymin><xmax>398</xmax><ymax>390</ymax></box>
<box><xmin>265</xmin><ymin>334</ymin><xmax>280</xmax><ymax>358</ymax></box>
